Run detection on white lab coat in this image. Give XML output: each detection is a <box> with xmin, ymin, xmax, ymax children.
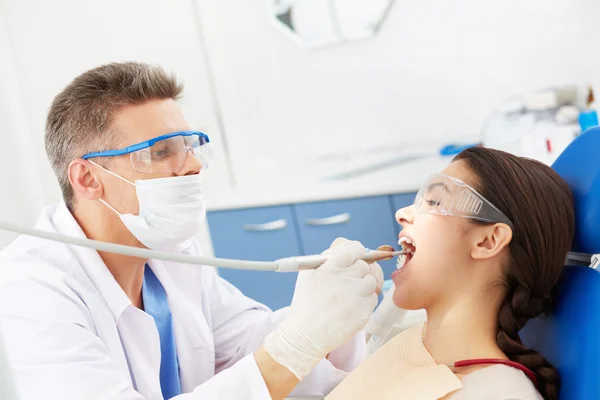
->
<box><xmin>0</xmin><ymin>203</ymin><xmax>367</xmax><ymax>400</ymax></box>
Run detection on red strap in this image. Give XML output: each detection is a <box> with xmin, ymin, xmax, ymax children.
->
<box><xmin>452</xmin><ymin>359</ymin><xmax>538</xmax><ymax>388</ymax></box>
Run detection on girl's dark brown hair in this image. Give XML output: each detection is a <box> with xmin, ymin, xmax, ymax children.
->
<box><xmin>454</xmin><ymin>147</ymin><xmax>575</xmax><ymax>400</ymax></box>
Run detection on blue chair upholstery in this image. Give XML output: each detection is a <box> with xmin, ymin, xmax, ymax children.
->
<box><xmin>520</xmin><ymin>126</ymin><xmax>600</xmax><ymax>399</ymax></box>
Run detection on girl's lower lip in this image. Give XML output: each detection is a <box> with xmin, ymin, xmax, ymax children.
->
<box><xmin>392</xmin><ymin>254</ymin><xmax>412</xmax><ymax>279</ymax></box>
<box><xmin>392</xmin><ymin>262</ymin><xmax>406</xmax><ymax>279</ymax></box>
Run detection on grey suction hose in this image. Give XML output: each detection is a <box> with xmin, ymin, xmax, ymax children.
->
<box><xmin>0</xmin><ymin>220</ymin><xmax>284</xmax><ymax>271</ymax></box>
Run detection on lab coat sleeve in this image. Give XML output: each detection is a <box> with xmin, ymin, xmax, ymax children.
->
<box><xmin>0</xmin><ymin>274</ymin><xmax>280</xmax><ymax>400</ymax></box>
<box><xmin>178</xmin><ymin>353</ymin><xmax>271</xmax><ymax>399</ymax></box>
<box><xmin>206</xmin><ymin>268</ymin><xmax>368</xmax><ymax>396</ymax></box>
<box><xmin>326</xmin><ymin>330</ymin><xmax>369</xmax><ymax>372</ymax></box>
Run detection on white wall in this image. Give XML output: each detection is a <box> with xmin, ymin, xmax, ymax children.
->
<box><xmin>0</xmin><ymin>0</ymin><xmax>599</xmax><ymax>249</ymax></box>
<box><xmin>0</xmin><ymin>7</ymin><xmax>47</xmax><ymax>247</ymax></box>
<box><xmin>0</xmin><ymin>0</ymin><xmax>228</xmax><ymax>251</ymax></box>
<box><xmin>197</xmin><ymin>0</ymin><xmax>595</xmax><ymax>188</ymax></box>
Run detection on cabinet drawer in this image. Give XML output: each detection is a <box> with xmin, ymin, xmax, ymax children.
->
<box><xmin>294</xmin><ymin>196</ymin><xmax>399</xmax><ymax>280</ymax></box>
<box><xmin>206</xmin><ymin>206</ymin><xmax>301</xmax><ymax>311</ymax></box>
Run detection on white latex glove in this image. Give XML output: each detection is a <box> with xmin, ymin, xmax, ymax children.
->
<box><xmin>263</xmin><ymin>238</ymin><xmax>383</xmax><ymax>379</ymax></box>
<box><xmin>365</xmin><ymin>280</ymin><xmax>408</xmax><ymax>341</ymax></box>
<box><xmin>291</xmin><ymin>243</ymin><xmax>384</xmax><ymax>306</ymax></box>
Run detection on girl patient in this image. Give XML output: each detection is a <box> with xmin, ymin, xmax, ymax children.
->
<box><xmin>329</xmin><ymin>147</ymin><xmax>574</xmax><ymax>400</ymax></box>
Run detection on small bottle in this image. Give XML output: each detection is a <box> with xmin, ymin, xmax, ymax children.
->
<box><xmin>578</xmin><ymin>86</ymin><xmax>599</xmax><ymax>133</ymax></box>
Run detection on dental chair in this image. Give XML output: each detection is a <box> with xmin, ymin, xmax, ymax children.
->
<box><xmin>520</xmin><ymin>125</ymin><xmax>600</xmax><ymax>399</ymax></box>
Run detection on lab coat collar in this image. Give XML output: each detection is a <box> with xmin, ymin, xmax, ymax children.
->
<box><xmin>49</xmin><ymin>202</ymin><xmax>197</xmax><ymax>322</ymax></box>
<box><xmin>51</xmin><ymin>202</ymin><xmax>133</xmax><ymax>321</ymax></box>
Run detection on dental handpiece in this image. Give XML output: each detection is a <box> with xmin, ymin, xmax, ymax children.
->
<box><xmin>274</xmin><ymin>249</ymin><xmax>407</xmax><ymax>271</ymax></box>
<box><xmin>0</xmin><ymin>218</ymin><xmax>406</xmax><ymax>273</ymax></box>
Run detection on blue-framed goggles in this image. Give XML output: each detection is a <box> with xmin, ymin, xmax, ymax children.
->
<box><xmin>81</xmin><ymin>130</ymin><xmax>211</xmax><ymax>174</ymax></box>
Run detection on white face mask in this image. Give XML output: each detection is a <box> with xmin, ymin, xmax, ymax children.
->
<box><xmin>91</xmin><ymin>161</ymin><xmax>207</xmax><ymax>250</ymax></box>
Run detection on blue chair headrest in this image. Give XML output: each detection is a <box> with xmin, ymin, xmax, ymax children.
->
<box><xmin>519</xmin><ymin>126</ymin><xmax>600</xmax><ymax>399</ymax></box>
<box><xmin>551</xmin><ymin>126</ymin><xmax>600</xmax><ymax>254</ymax></box>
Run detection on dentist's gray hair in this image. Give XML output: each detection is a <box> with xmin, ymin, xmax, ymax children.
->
<box><xmin>45</xmin><ymin>62</ymin><xmax>183</xmax><ymax>210</ymax></box>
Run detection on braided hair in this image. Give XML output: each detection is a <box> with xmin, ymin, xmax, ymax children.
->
<box><xmin>454</xmin><ymin>147</ymin><xmax>574</xmax><ymax>400</ymax></box>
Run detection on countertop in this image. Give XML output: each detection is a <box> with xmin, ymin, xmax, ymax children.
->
<box><xmin>205</xmin><ymin>153</ymin><xmax>453</xmax><ymax>211</ymax></box>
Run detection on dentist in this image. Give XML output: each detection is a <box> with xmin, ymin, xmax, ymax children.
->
<box><xmin>0</xmin><ymin>62</ymin><xmax>383</xmax><ymax>400</ymax></box>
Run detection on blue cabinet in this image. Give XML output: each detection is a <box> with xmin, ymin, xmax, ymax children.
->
<box><xmin>206</xmin><ymin>205</ymin><xmax>301</xmax><ymax>311</ymax></box>
<box><xmin>294</xmin><ymin>196</ymin><xmax>399</xmax><ymax>281</ymax></box>
<box><xmin>207</xmin><ymin>192</ymin><xmax>419</xmax><ymax>310</ymax></box>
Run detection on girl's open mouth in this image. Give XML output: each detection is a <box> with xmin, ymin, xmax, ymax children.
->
<box><xmin>397</xmin><ymin>236</ymin><xmax>416</xmax><ymax>269</ymax></box>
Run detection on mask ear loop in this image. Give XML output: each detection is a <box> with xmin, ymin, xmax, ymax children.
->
<box><xmin>87</xmin><ymin>160</ymin><xmax>136</xmax><ymax>187</ymax></box>
<box><xmin>87</xmin><ymin>160</ymin><xmax>135</xmax><ymax>216</ymax></box>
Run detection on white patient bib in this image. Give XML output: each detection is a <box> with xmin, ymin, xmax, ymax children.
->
<box><xmin>326</xmin><ymin>323</ymin><xmax>464</xmax><ymax>400</ymax></box>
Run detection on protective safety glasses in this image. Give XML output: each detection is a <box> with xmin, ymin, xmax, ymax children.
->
<box><xmin>414</xmin><ymin>174</ymin><xmax>514</xmax><ymax>230</ymax></box>
<box><xmin>81</xmin><ymin>131</ymin><xmax>211</xmax><ymax>174</ymax></box>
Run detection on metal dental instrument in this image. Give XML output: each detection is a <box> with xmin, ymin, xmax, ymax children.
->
<box><xmin>281</xmin><ymin>250</ymin><xmax>407</xmax><ymax>270</ymax></box>
<box><xmin>0</xmin><ymin>220</ymin><xmax>406</xmax><ymax>272</ymax></box>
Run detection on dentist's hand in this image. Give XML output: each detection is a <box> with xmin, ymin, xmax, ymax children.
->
<box><xmin>263</xmin><ymin>238</ymin><xmax>384</xmax><ymax>380</ymax></box>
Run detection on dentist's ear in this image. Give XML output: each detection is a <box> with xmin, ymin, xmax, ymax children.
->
<box><xmin>68</xmin><ymin>159</ymin><xmax>104</xmax><ymax>201</ymax></box>
<box><xmin>471</xmin><ymin>223</ymin><xmax>512</xmax><ymax>260</ymax></box>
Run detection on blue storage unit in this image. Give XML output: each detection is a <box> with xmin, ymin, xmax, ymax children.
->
<box><xmin>206</xmin><ymin>205</ymin><xmax>301</xmax><ymax>311</ymax></box>
<box><xmin>207</xmin><ymin>192</ymin><xmax>420</xmax><ymax>309</ymax></box>
<box><xmin>294</xmin><ymin>196</ymin><xmax>399</xmax><ymax>281</ymax></box>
